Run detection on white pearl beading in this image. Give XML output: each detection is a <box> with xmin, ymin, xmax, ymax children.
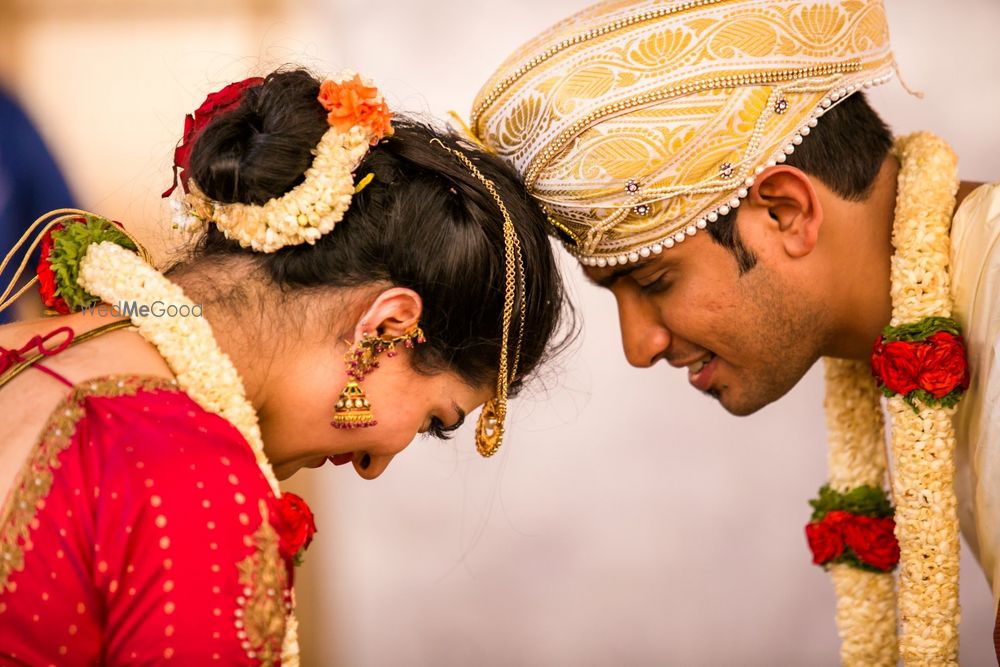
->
<box><xmin>575</xmin><ymin>72</ymin><xmax>895</xmax><ymax>267</ymax></box>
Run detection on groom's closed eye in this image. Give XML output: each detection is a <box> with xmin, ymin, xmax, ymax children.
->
<box><xmin>584</xmin><ymin>261</ymin><xmax>653</xmax><ymax>289</ymax></box>
<box><xmin>637</xmin><ymin>269</ymin><xmax>672</xmax><ymax>295</ymax></box>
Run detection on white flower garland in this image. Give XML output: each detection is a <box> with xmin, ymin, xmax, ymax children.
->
<box><xmin>823</xmin><ymin>132</ymin><xmax>960</xmax><ymax>665</ymax></box>
<box><xmin>77</xmin><ymin>240</ymin><xmax>299</xmax><ymax>663</ymax></box>
<box><xmin>175</xmin><ymin>125</ymin><xmax>371</xmax><ymax>253</ymax></box>
<box><xmin>822</xmin><ymin>357</ymin><xmax>898</xmax><ymax>665</ymax></box>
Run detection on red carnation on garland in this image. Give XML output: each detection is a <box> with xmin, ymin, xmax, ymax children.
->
<box><xmin>844</xmin><ymin>515</ymin><xmax>900</xmax><ymax>572</ymax></box>
<box><xmin>806</xmin><ymin>510</ymin><xmax>853</xmax><ymax>565</ymax></box>
<box><xmin>276</xmin><ymin>492</ymin><xmax>317</xmax><ymax>565</ymax></box>
<box><xmin>806</xmin><ymin>515</ymin><xmax>844</xmax><ymax>565</ymax></box>
<box><xmin>917</xmin><ymin>331</ymin><xmax>969</xmax><ymax>398</ymax></box>
<box><xmin>871</xmin><ymin>337</ymin><xmax>923</xmax><ymax>396</ymax></box>
<box><xmin>805</xmin><ymin>485</ymin><xmax>899</xmax><ymax>572</ymax></box>
<box><xmin>871</xmin><ymin>318</ymin><xmax>970</xmax><ymax>409</ymax></box>
<box><xmin>36</xmin><ymin>222</ymin><xmax>70</xmax><ymax>314</ymax></box>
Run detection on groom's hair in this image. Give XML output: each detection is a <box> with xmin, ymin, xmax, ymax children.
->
<box><xmin>708</xmin><ymin>92</ymin><xmax>893</xmax><ymax>274</ymax></box>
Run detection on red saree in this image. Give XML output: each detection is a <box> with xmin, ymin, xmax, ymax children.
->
<box><xmin>0</xmin><ymin>375</ymin><xmax>291</xmax><ymax>665</ymax></box>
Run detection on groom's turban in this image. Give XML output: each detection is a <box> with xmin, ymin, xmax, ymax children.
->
<box><xmin>470</xmin><ymin>0</ymin><xmax>896</xmax><ymax>267</ymax></box>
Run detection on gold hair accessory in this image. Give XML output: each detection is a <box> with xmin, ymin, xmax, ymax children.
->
<box><xmin>446</xmin><ymin>111</ymin><xmax>496</xmax><ymax>155</ymax></box>
<box><xmin>332</xmin><ymin>326</ymin><xmax>426</xmax><ymax>429</ymax></box>
<box><xmin>471</xmin><ymin>0</ymin><xmax>898</xmax><ymax>266</ymax></box>
<box><xmin>354</xmin><ymin>173</ymin><xmax>376</xmax><ymax>194</ymax></box>
<box><xmin>173</xmin><ymin>71</ymin><xmax>393</xmax><ymax>253</ymax></box>
<box><xmin>430</xmin><ymin>138</ymin><xmax>525</xmax><ymax>457</ymax></box>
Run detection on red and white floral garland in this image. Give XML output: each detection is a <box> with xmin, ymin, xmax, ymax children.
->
<box><xmin>808</xmin><ymin>133</ymin><xmax>965</xmax><ymax>666</ymax></box>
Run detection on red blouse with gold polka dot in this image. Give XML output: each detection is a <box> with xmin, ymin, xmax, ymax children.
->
<box><xmin>0</xmin><ymin>376</ymin><xmax>292</xmax><ymax>665</ymax></box>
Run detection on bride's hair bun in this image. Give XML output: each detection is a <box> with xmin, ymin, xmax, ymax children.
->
<box><xmin>179</xmin><ymin>68</ymin><xmax>574</xmax><ymax>396</ymax></box>
<box><xmin>189</xmin><ymin>70</ymin><xmax>327</xmax><ymax>206</ymax></box>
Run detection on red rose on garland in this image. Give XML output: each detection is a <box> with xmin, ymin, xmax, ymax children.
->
<box><xmin>871</xmin><ymin>317</ymin><xmax>969</xmax><ymax>410</ymax></box>
<box><xmin>806</xmin><ymin>513</ymin><xmax>846</xmax><ymax>565</ymax></box>
<box><xmin>276</xmin><ymin>492</ymin><xmax>317</xmax><ymax>565</ymax></box>
<box><xmin>806</xmin><ymin>486</ymin><xmax>899</xmax><ymax>572</ymax></box>
<box><xmin>36</xmin><ymin>222</ymin><xmax>71</xmax><ymax>314</ymax></box>
<box><xmin>871</xmin><ymin>337</ymin><xmax>924</xmax><ymax>395</ymax></box>
<box><xmin>806</xmin><ymin>510</ymin><xmax>851</xmax><ymax>565</ymax></box>
<box><xmin>163</xmin><ymin>77</ymin><xmax>264</xmax><ymax>197</ymax></box>
<box><xmin>917</xmin><ymin>331</ymin><xmax>969</xmax><ymax>397</ymax></box>
<box><xmin>843</xmin><ymin>515</ymin><xmax>899</xmax><ymax>572</ymax></box>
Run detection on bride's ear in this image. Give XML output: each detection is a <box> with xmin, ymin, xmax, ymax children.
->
<box><xmin>748</xmin><ymin>165</ymin><xmax>824</xmax><ymax>258</ymax></box>
<box><xmin>354</xmin><ymin>288</ymin><xmax>423</xmax><ymax>339</ymax></box>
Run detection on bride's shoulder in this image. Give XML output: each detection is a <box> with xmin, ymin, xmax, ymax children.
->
<box><xmin>74</xmin><ymin>377</ymin><xmax>269</xmax><ymax>489</ymax></box>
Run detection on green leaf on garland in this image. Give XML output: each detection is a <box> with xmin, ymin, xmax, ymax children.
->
<box><xmin>809</xmin><ymin>484</ymin><xmax>893</xmax><ymax>521</ymax></box>
<box><xmin>830</xmin><ymin>548</ymin><xmax>895</xmax><ymax>574</ymax></box>
<box><xmin>48</xmin><ymin>215</ymin><xmax>137</xmax><ymax>312</ymax></box>
<box><xmin>889</xmin><ymin>387</ymin><xmax>965</xmax><ymax>414</ymax></box>
<box><xmin>882</xmin><ymin>316</ymin><xmax>962</xmax><ymax>342</ymax></box>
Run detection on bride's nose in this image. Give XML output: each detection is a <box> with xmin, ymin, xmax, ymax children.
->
<box><xmin>352</xmin><ymin>452</ymin><xmax>395</xmax><ymax>480</ymax></box>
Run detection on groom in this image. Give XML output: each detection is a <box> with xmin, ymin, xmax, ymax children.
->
<box><xmin>470</xmin><ymin>0</ymin><xmax>999</xmax><ymax>662</ymax></box>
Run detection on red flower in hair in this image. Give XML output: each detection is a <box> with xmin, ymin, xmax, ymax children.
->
<box><xmin>162</xmin><ymin>77</ymin><xmax>264</xmax><ymax>197</ymax></box>
<box><xmin>318</xmin><ymin>75</ymin><xmax>393</xmax><ymax>144</ymax></box>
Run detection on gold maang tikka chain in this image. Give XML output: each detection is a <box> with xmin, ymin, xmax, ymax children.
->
<box><xmin>430</xmin><ymin>138</ymin><xmax>526</xmax><ymax>457</ymax></box>
<box><xmin>331</xmin><ymin>326</ymin><xmax>426</xmax><ymax>429</ymax></box>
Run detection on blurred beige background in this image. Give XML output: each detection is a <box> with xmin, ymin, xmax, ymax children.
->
<box><xmin>3</xmin><ymin>1</ymin><xmax>998</xmax><ymax>664</ymax></box>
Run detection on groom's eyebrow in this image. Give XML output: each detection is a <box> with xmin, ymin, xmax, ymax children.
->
<box><xmin>586</xmin><ymin>263</ymin><xmax>645</xmax><ymax>289</ymax></box>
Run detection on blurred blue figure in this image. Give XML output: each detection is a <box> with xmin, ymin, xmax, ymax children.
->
<box><xmin>0</xmin><ymin>88</ymin><xmax>76</xmax><ymax>323</ymax></box>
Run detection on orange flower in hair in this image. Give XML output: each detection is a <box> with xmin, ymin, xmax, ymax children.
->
<box><xmin>318</xmin><ymin>74</ymin><xmax>393</xmax><ymax>144</ymax></box>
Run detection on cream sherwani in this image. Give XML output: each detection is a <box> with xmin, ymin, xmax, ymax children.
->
<box><xmin>951</xmin><ymin>182</ymin><xmax>1000</xmax><ymax>606</ymax></box>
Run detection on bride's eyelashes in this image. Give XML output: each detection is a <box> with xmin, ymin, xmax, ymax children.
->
<box><xmin>425</xmin><ymin>405</ymin><xmax>467</xmax><ymax>441</ymax></box>
<box><xmin>426</xmin><ymin>417</ymin><xmax>458</xmax><ymax>440</ymax></box>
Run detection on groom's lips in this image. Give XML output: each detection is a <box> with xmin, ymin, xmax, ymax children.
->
<box><xmin>687</xmin><ymin>354</ymin><xmax>717</xmax><ymax>393</ymax></box>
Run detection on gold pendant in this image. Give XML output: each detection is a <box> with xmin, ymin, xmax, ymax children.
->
<box><xmin>475</xmin><ymin>399</ymin><xmax>504</xmax><ymax>457</ymax></box>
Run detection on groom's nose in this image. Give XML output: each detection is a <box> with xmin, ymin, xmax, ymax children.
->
<box><xmin>614</xmin><ymin>286</ymin><xmax>670</xmax><ymax>368</ymax></box>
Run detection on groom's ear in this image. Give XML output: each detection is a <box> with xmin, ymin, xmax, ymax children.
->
<box><xmin>745</xmin><ymin>165</ymin><xmax>823</xmax><ymax>259</ymax></box>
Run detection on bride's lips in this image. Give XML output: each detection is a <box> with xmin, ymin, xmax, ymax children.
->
<box><xmin>331</xmin><ymin>453</ymin><xmax>354</xmax><ymax>466</ymax></box>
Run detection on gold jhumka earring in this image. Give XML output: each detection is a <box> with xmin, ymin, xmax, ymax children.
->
<box><xmin>430</xmin><ymin>139</ymin><xmax>526</xmax><ymax>458</ymax></box>
<box><xmin>331</xmin><ymin>326</ymin><xmax>426</xmax><ymax>429</ymax></box>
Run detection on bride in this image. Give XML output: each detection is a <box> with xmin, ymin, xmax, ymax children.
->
<box><xmin>0</xmin><ymin>68</ymin><xmax>569</xmax><ymax>664</ymax></box>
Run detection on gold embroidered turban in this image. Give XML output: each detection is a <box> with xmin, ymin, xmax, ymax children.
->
<box><xmin>471</xmin><ymin>0</ymin><xmax>896</xmax><ymax>267</ymax></box>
